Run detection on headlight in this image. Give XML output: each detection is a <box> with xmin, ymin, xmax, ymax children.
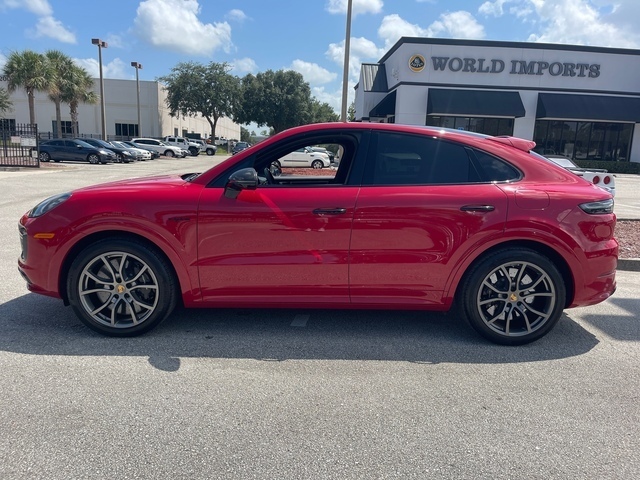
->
<box><xmin>123</xmin><ymin>151</ymin><xmax>132</xmax><ymax>156</ymax></box>
<box><xmin>99</xmin><ymin>149</ymin><xmax>110</xmax><ymax>155</ymax></box>
<box><xmin>28</xmin><ymin>193</ymin><xmax>71</xmax><ymax>218</ymax></box>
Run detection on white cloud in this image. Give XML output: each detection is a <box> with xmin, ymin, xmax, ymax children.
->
<box><xmin>326</xmin><ymin>0</ymin><xmax>383</xmax><ymax>16</ymax></box>
<box><xmin>479</xmin><ymin>0</ymin><xmax>510</xmax><ymax>17</ymax></box>
<box><xmin>289</xmin><ymin>60</ymin><xmax>337</xmax><ymax>85</ymax></box>
<box><xmin>227</xmin><ymin>9</ymin><xmax>248</xmax><ymax>22</ymax></box>
<box><xmin>1</xmin><ymin>0</ymin><xmax>52</xmax><ymax>16</ymax></box>
<box><xmin>311</xmin><ymin>85</ymin><xmax>343</xmax><ymax>113</ymax></box>
<box><xmin>428</xmin><ymin>11</ymin><xmax>486</xmax><ymax>39</ymax></box>
<box><xmin>231</xmin><ymin>57</ymin><xmax>258</xmax><ymax>74</ymax></box>
<box><xmin>326</xmin><ymin>37</ymin><xmax>385</xmax><ymax>81</ymax></box>
<box><xmin>105</xmin><ymin>34</ymin><xmax>125</xmax><ymax>49</ymax></box>
<box><xmin>74</xmin><ymin>58</ymin><xmax>130</xmax><ymax>80</ymax></box>
<box><xmin>29</xmin><ymin>16</ymin><xmax>76</xmax><ymax>43</ymax></box>
<box><xmin>134</xmin><ymin>0</ymin><xmax>233</xmax><ymax>56</ymax></box>
<box><xmin>525</xmin><ymin>0</ymin><xmax>640</xmax><ymax>47</ymax></box>
<box><xmin>378</xmin><ymin>14</ymin><xmax>430</xmax><ymax>49</ymax></box>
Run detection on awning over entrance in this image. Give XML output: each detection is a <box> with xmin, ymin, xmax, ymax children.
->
<box><xmin>427</xmin><ymin>88</ymin><xmax>526</xmax><ymax>117</ymax></box>
<box><xmin>369</xmin><ymin>90</ymin><xmax>396</xmax><ymax>117</ymax></box>
<box><xmin>536</xmin><ymin>93</ymin><xmax>640</xmax><ymax>122</ymax></box>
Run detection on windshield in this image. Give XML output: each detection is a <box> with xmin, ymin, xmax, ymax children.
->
<box><xmin>75</xmin><ymin>140</ymin><xmax>94</xmax><ymax>148</ymax></box>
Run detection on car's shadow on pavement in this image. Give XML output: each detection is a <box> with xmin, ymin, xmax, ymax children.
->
<box><xmin>0</xmin><ymin>293</ymin><xmax>600</xmax><ymax>371</ymax></box>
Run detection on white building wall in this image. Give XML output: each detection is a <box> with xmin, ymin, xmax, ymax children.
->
<box><xmin>1</xmin><ymin>77</ymin><xmax>241</xmax><ymax>141</ymax></box>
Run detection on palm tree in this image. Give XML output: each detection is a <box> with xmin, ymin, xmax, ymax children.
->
<box><xmin>61</xmin><ymin>64</ymin><xmax>98</xmax><ymax>137</ymax></box>
<box><xmin>45</xmin><ymin>50</ymin><xmax>74</xmax><ymax>138</ymax></box>
<box><xmin>0</xmin><ymin>87</ymin><xmax>12</xmax><ymax>116</ymax></box>
<box><xmin>2</xmin><ymin>50</ymin><xmax>53</xmax><ymax>125</ymax></box>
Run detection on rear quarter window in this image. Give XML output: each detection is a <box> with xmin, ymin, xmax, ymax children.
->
<box><xmin>470</xmin><ymin>149</ymin><xmax>521</xmax><ymax>182</ymax></box>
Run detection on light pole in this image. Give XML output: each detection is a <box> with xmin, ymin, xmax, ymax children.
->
<box><xmin>92</xmin><ymin>38</ymin><xmax>108</xmax><ymax>140</ymax></box>
<box><xmin>340</xmin><ymin>0</ymin><xmax>353</xmax><ymax>122</ymax></box>
<box><xmin>131</xmin><ymin>62</ymin><xmax>142</xmax><ymax>137</ymax></box>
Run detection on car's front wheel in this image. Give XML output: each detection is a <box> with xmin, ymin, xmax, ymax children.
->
<box><xmin>460</xmin><ymin>248</ymin><xmax>565</xmax><ymax>345</ymax></box>
<box><xmin>164</xmin><ymin>150</ymin><xmax>175</xmax><ymax>158</ymax></box>
<box><xmin>67</xmin><ymin>238</ymin><xmax>178</xmax><ymax>336</ymax></box>
<box><xmin>39</xmin><ymin>152</ymin><xmax>50</xmax><ymax>162</ymax></box>
<box><xmin>87</xmin><ymin>153</ymin><xmax>101</xmax><ymax>164</ymax></box>
<box><xmin>311</xmin><ymin>160</ymin><xmax>324</xmax><ymax>169</ymax></box>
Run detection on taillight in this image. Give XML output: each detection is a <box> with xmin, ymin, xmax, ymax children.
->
<box><xmin>579</xmin><ymin>198</ymin><xmax>614</xmax><ymax>214</ymax></box>
<box><xmin>592</xmin><ymin>175</ymin><xmax>600</xmax><ymax>184</ymax></box>
<box><xmin>603</xmin><ymin>176</ymin><xmax>611</xmax><ymax>185</ymax></box>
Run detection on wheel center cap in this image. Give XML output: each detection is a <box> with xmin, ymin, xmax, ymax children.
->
<box><xmin>117</xmin><ymin>284</ymin><xmax>125</xmax><ymax>294</ymax></box>
<box><xmin>510</xmin><ymin>293</ymin><xmax>518</xmax><ymax>301</ymax></box>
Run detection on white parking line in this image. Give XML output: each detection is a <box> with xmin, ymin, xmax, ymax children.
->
<box><xmin>290</xmin><ymin>314</ymin><xmax>309</xmax><ymax>327</ymax></box>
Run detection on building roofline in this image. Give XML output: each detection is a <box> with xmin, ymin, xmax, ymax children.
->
<box><xmin>379</xmin><ymin>37</ymin><xmax>640</xmax><ymax>64</ymax></box>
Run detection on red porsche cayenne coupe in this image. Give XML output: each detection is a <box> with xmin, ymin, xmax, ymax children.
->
<box><xmin>18</xmin><ymin>123</ymin><xmax>618</xmax><ymax>345</ymax></box>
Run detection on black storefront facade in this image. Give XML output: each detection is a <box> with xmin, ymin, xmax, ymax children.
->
<box><xmin>354</xmin><ymin>38</ymin><xmax>640</xmax><ymax>164</ymax></box>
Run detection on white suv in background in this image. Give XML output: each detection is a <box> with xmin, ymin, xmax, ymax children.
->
<box><xmin>130</xmin><ymin>138</ymin><xmax>186</xmax><ymax>158</ymax></box>
<box><xmin>162</xmin><ymin>136</ymin><xmax>201</xmax><ymax>156</ymax></box>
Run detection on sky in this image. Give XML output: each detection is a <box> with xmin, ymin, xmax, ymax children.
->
<box><xmin>1</xmin><ymin>0</ymin><xmax>640</xmax><ymax>115</ymax></box>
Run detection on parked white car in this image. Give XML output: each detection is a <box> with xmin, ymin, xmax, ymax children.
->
<box><xmin>191</xmin><ymin>138</ymin><xmax>217</xmax><ymax>156</ymax></box>
<box><xmin>275</xmin><ymin>147</ymin><xmax>331</xmax><ymax>169</ymax></box>
<box><xmin>130</xmin><ymin>138</ymin><xmax>185</xmax><ymax>158</ymax></box>
<box><xmin>162</xmin><ymin>136</ymin><xmax>201</xmax><ymax>156</ymax></box>
<box><xmin>543</xmin><ymin>154</ymin><xmax>616</xmax><ymax>197</ymax></box>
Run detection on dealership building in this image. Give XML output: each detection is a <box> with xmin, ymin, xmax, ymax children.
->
<box><xmin>0</xmin><ymin>76</ymin><xmax>240</xmax><ymax>142</ymax></box>
<box><xmin>355</xmin><ymin>38</ymin><xmax>640</xmax><ymax>163</ymax></box>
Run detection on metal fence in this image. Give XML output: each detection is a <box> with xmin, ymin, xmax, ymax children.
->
<box><xmin>0</xmin><ymin>123</ymin><xmax>40</xmax><ymax>168</ymax></box>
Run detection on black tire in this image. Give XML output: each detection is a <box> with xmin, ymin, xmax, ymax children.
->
<box><xmin>272</xmin><ymin>160</ymin><xmax>281</xmax><ymax>169</ymax></box>
<box><xmin>164</xmin><ymin>150</ymin><xmax>175</xmax><ymax>158</ymax></box>
<box><xmin>206</xmin><ymin>148</ymin><xmax>215</xmax><ymax>156</ymax></box>
<box><xmin>311</xmin><ymin>160</ymin><xmax>324</xmax><ymax>169</ymax></box>
<box><xmin>189</xmin><ymin>147</ymin><xmax>198</xmax><ymax>156</ymax></box>
<box><xmin>87</xmin><ymin>153</ymin><xmax>100</xmax><ymax>164</ymax></box>
<box><xmin>39</xmin><ymin>152</ymin><xmax>51</xmax><ymax>162</ymax></box>
<box><xmin>67</xmin><ymin>238</ymin><xmax>178</xmax><ymax>337</ymax></box>
<box><xmin>459</xmin><ymin>248</ymin><xmax>565</xmax><ymax>345</ymax></box>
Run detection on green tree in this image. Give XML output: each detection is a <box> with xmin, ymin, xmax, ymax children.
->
<box><xmin>347</xmin><ymin>100</ymin><xmax>356</xmax><ymax>122</ymax></box>
<box><xmin>0</xmin><ymin>87</ymin><xmax>12</xmax><ymax>116</ymax></box>
<box><xmin>237</xmin><ymin>70</ymin><xmax>313</xmax><ymax>134</ymax></box>
<box><xmin>240</xmin><ymin>126</ymin><xmax>250</xmax><ymax>142</ymax></box>
<box><xmin>3</xmin><ymin>50</ymin><xmax>53</xmax><ymax>125</ymax></box>
<box><xmin>159</xmin><ymin>62</ymin><xmax>240</xmax><ymax>141</ymax></box>
<box><xmin>61</xmin><ymin>65</ymin><xmax>98</xmax><ymax>137</ymax></box>
<box><xmin>310</xmin><ymin>98</ymin><xmax>339</xmax><ymax>123</ymax></box>
<box><xmin>45</xmin><ymin>50</ymin><xmax>75</xmax><ymax>138</ymax></box>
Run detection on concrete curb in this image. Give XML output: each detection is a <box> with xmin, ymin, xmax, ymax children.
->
<box><xmin>617</xmin><ymin>258</ymin><xmax>640</xmax><ymax>272</ymax></box>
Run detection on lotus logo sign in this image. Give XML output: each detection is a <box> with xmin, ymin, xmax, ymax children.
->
<box><xmin>409</xmin><ymin>54</ymin><xmax>426</xmax><ymax>72</ymax></box>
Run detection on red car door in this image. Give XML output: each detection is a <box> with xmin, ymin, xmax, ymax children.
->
<box><xmin>197</xmin><ymin>185</ymin><xmax>359</xmax><ymax>305</ymax></box>
<box><xmin>349</xmin><ymin>131</ymin><xmax>510</xmax><ymax>306</ymax></box>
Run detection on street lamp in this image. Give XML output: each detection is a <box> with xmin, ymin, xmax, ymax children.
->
<box><xmin>340</xmin><ymin>0</ymin><xmax>353</xmax><ymax>122</ymax></box>
<box><xmin>92</xmin><ymin>38</ymin><xmax>108</xmax><ymax>140</ymax></box>
<box><xmin>131</xmin><ymin>62</ymin><xmax>142</xmax><ymax>137</ymax></box>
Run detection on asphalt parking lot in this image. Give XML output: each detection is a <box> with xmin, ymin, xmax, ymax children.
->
<box><xmin>0</xmin><ymin>157</ymin><xmax>639</xmax><ymax>479</ymax></box>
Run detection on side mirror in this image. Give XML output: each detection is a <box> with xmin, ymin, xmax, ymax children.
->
<box><xmin>224</xmin><ymin>168</ymin><xmax>259</xmax><ymax>199</ymax></box>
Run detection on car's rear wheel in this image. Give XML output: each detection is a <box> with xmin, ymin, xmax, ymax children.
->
<box><xmin>164</xmin><ymin>150</ymin><xmax>175</xmax><ymax>158</ymax></box>
<box><xmin>312</xmin><ymin>160</ymin><xmax>324</xmax><ymax>169</ymax></box>
<box><xmin>67</xmin><ymin>238</ymin><xmax>178</xmax><ymax>336</ymax></box>
<box><xmin>206</xmin><ymin>148</ymin><xmax>215</xmax><ymax>156</ymax></box>
<box><xmin>39</xmin><ymin>152</ymin><xmax>50</xmax><ymax>162</ymax></box>
<box><xmin>460</xmin><ymin>248</ymin><xmax>565</xmax><ymax>345</ymax></box>
<box><xmin>87</xmin><ymin>154</ymin><xmax>100</xmax><ymax>164</ymax></box>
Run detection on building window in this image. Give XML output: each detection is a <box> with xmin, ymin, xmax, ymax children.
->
<box><xmin>426</xmin><ymin>116</ymin><xmax>514</xmax><ymax>136</ymax></box>
<box><xmin>115</xmin><ymin>123</ymin><xmax>139</xmax><ymax>137</ymax></box>
<box><xmin>174</xmin><ymin>127</ymin><xmax>178</xmax><ymax>136</ymax></box>
<box><xmin>0</xmin><ymin>118</ymin><xmax>16</xmax><ymax>133</ymax></box>
<box><xmin>533</xmin><ymin>120</ymin><xmax>633</xmax><ymax>161</ymax></box>
<box><xmin>52</xmin><ymin>120</ymin><xmax>77</xmax><ymax>136</ymax></box>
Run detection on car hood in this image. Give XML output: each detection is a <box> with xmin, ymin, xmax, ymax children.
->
<box><xmin>73</xmin><ymin>174</ymin><xmax>193</xmax><ymax>195</ymax></box>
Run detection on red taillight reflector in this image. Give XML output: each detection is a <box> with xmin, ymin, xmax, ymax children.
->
<box><xmin>592</xmin><ymin>175</ymin><xmax>600</xmax><ymax>184</ymax></box>
<box><xmin>603</xmin><ymin>176</ymin><xmax>611</xmax><ymax>185</ymax></box>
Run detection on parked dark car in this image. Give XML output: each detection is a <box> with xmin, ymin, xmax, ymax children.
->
<box><xmin>38</xmin><ymin>139</ymin><xmax>116</xmax><ymax>164</ymax></box>
<box><xmin>79</xmin><ymin>138</ymin><xmax>140</xmax><ymax>163</ymax></box>
<box><xmin>121</xmin><ymin>141</ymin><xmax>160</xmax><ymax>159</ymax></box>
<box><xmin>232</xmin><ymin>141</ymin><xmax>250</xmax><ymax>155</ymax></box>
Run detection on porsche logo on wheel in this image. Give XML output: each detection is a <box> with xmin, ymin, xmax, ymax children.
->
<box><xmin>409</xmin><ymin>54</ymin><xmax>426</xmax><ymax>72</ymax></box>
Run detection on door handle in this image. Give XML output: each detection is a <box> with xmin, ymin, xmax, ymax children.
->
<box><xmin>313</xmin><ymin>208</ymin><xmax>347</xmax><ymax>216</ymax></box>
<box><xmin>460</xmin><ymin>205</ymin><xmax>495</xmax><ymax>212</ymax></box>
